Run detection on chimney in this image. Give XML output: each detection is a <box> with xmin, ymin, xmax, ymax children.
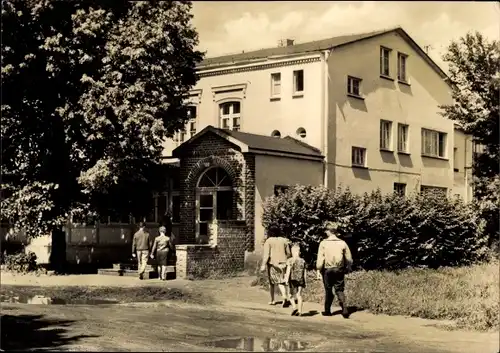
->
<box><xmin>278</xmin><ymin>39</ymin><xmax>295</xmax><ymax>47</ymax></box>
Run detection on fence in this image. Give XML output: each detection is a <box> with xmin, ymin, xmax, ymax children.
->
<box><xmin>1</xmin><ymin>222</ymin><xmax>180</xmax><ymax>266</ymax></box>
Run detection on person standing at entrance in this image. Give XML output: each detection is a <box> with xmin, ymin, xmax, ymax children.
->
<box><xmin>150</xmin><ymin>225</ymin><xmax>172</xmax><ymax>281</ymax></box>
<box><xmin>260</xmin><ymin>225</ymin><xmax>292</xmax><ymax>307</ymax></box>
<box><xmin>132</xmin><ymin>222</ymin><xmax>153</xmax><ymax>280</ymax></box>
<box><xmin>316</xmin><ymin>221</ymin><xmax>353</xmax><ymax>318</ymax></box>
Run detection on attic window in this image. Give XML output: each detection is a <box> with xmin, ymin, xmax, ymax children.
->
<box><xmin>271</xmin><ymin>130</ymin><xmax>281</xmax><ymax>138</ymax></box>
<box><xmin>296</xmin><ymin>127</ymin><xmax>306</xmax><ymax>139</ymax></box>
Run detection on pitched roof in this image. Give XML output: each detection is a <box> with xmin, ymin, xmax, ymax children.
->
<box><xmin>198</xmin><ymin>26</ymin><xmax>449</xmax><ymax>82</ymax></box>
<box><xmin>199</xmin><ymin>28</ymin><xmax>392</xmax><ymax>68</ymax></box>
<box><xmin>225</xmin><ymin>129</ymin><xmax>322</xmax><ymax>157</ymax></box>
<box><xmin>172</xmin><ymin>126</ymin><xmax>323</xmax><ymax>160</ymax></box>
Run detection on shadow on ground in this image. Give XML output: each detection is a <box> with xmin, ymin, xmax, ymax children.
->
<box><xmin>1</xmin><ymin>314</ymin><xmax>98</xmax><ymax>351</ymax></box>
<box><xmin>332</xmin><ymin>306</ymin><xmax>365</xmax><ymax>316</ymax></box>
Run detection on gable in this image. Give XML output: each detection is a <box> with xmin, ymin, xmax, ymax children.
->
<box><xmin>173</xmin><ymin>130</ymin><xmax>242</xmax><ymax>159</ymax></box>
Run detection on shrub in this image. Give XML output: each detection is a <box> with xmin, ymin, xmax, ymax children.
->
<box><xmin>3</xmin><ymin>251</ymin><xmax>38</xmax><ymax>273</ymax></box>
<box><xmin>262</xmin><ymin>185</ymin><xmax>489</xmax><ymax>270</ymax></box>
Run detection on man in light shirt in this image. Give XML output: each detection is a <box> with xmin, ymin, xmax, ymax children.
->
<box><xmin>316</xmin><ymin>221</ymin><xmax>353</xmax><ymax>318</ymax></box>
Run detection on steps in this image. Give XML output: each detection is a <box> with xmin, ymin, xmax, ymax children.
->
<box><xmin>98</xmin><ymin>264</ymin><xmax>176</xmax><ymax>280</ymax></box>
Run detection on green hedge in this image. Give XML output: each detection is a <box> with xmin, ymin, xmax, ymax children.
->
<box><xmin>262</xmin><ymin>185</ymin><xmax>490</xmax><ymax>270</ymax></box>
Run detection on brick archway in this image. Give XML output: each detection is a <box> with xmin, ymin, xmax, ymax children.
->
<box><xmin>185</xmin><ymin>155</ymin><xmax>239</xmax><ymax>189</ymax></box>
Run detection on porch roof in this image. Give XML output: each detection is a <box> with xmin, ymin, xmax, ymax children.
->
<box><xmin>172</xmin><ymin>126</ymin><xmax>323</xmax><ymax>160</ymax></box>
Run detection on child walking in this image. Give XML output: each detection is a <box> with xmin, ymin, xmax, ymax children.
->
<box><xmin>285</xmin><ymin>243</ymin><xmax>307</xmax><ymax>316</ymax></box>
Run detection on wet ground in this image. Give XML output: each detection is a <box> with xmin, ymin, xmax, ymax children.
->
<box><xmin>0</xmin><ymin>294</ymin><xmax>118</xmax><ymax>305</ymax></box>
<box><xmin>1</xmin><ymin>274</ymin><xmax>498</xmax><ymax>353</ymax></box>
<box><xmin>202</xmin><ymin>337</ymin><xmax>309</xmax><ymax>351</ymax></box>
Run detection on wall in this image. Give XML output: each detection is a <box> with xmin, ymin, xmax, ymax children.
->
<box><xmin>254</xmin><ymin>154</ymin><xmax>323</xmax><ymax>253</ymax></box>
<box><xmin>176</xmin><ymin>131</ymin><xmax>255</xmax><ymax>251</ymax></box>
<box><xmin>162</xmin><ymin>55</ymin><xmax>323</xmax><ymax>156</ymax></box>
<box><xmin>327</xmin><ymin>31</ymin><xmax>455</xmax><ymax>195</ymax></box>
<box><xmin>452</xmin><ymin>128</ymin><xmax>474</xmax><ymax>201</ymax></box>
<box><xmin>175</xmin><ymin>220</ymin><xmax>247</xmax><ymax>279</ymax></box>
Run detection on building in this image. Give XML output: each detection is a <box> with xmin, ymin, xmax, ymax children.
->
<box><xmin>152</xmin><ymin>26</ymin><xmax>475</xmax><ymax>278</ymax></box>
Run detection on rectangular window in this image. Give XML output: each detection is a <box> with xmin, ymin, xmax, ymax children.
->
<box><xmin>421</xmin><ymin>129</ymin><xmax>447</xmax><ymax>158</ymax></box>
<box><xmin>453</xmin><ymin>147</ymin><xmax>459</xmax><ymax>172</ymax></box>
<box><xmin>189</xmin><ymin>121</ymin><xmax>196</xmax><ymax>138</ymax></box>
<box><xmin>398</xmin><ymin>53</ymin><xmax>408</xmax><ymax>82</ymax></box>
<box><xmin>352</xmin><ymin>147</ymin><xmax>366</xmax><ymax>167</ymax></box>
<box><xmin>274</xmin><ymin>185</ymin><xmax>289</xmax><ymax>196</ymax></box>
<box><xmin>394</xmin><ymin>183</ymin><xmax>406</xmax><ymax>196</ymax></box>
<box><xmin>421</xmin><ymin>185</ymin><xmax>447</xmax><ymax>198</ymax></box>
<box><xmin>271</xmin><ymin>73</ymin><xmax>281</xmax><ymax>97</ymax></box>
<box><xmin>219</xmin><ymin>102</ymin><xmax>241</xmax><ymax>131</ymax></box>
<box><xmin>397</xmin><ymin>123</ymin><xmax>409</xmax><ymax>153</ymax></box>
<box><xmin>347</xmin><ymin>76</ymin><xmax>362</xmax><ymax>97</ymax></box>
<box><xmin>293</xmin><ymin>70</ymin><xmax>304</xmax><ymax>94</ymax></box>
<box><xmin>380</xmin><ymin>47</ymin><xmax>391</xmax><ymax>77</ymax></box>
<box><xmin>187</xmin><ymin>106</ymin><xmax>197</xmax><ymax>138</ymax></box>
<box><xmin>216</xmin><ymin>190</ymin><xmax>234</xmax><ymax>220</ymax></box>
<box><xmin>380</xmin><ymin>120</ymin><xmax>392</xmax><ymax>150</ymax></box>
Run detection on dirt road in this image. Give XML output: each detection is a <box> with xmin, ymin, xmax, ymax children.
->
<box><xmin>1</xmin><ymin>273</ymin><xmax>498</xmax><ymax>352</ymax></box>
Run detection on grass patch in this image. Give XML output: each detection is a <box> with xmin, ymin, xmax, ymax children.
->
<box><xmin>252</xmin><ymin>261</ymin><xmax>499</xmax><ymax>331</ymax></box>
<box><xmin>0</xmin><ymin>285</ymin><xmax>212</xmax><ymax>305</ymax></box>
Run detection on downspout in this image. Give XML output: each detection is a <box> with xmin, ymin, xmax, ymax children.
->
<box><xmin>321</xmin><ymin>49</ymin><xmax>331</xmax><ymax>187</ymax></box>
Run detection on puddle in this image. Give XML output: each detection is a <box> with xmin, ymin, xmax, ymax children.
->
<box><xmin>203</xmin><ymin>337</ymin><xmax>309</xmax><ymax>352</ymax></box>
<box><xmin>0</xmin><ymin>294</ymin><xmax>118</xmax><ymax>305</ymax></box>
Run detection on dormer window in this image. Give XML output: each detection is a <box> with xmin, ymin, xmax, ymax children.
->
<box><xmin>271</xmin><ymin>130</ymin><xmax>281</xmax><ymax>138</ymax></box>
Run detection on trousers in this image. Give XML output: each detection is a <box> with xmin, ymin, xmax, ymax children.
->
<box><xmin>136</xmin><ymin>250</ymin><xmax>149</xmax><ymax>275</ymax></box>
<box><xmin>322</xmin><ymin>267</ymin><xmax>346</xmax><ymax>313</ymax></box>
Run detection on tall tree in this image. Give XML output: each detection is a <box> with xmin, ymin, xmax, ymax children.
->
<box><xmin>440</xmin><ymin>31</ymin><xmax>499</xmax><ymax>183</ymax></box>
<box><xmin>1</xmin><ymin>1</ymin><xmax>203</xmax><ymax>238</ymax></box>
<box><xmin>440</xmin><ymin>31</ymin><xmax>499</xmax><ymax>248</ymax></box>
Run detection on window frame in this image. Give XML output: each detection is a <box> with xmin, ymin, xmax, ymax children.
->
<box><xmin>453</xmin><ymin>147</ymin><xmax>459</xmax><ymax>172</ymax></box>
<box><xmin>293</xmin><ymin>69</ymin><xmax>304</xmax><ymax>95</ymax></box>
<box><xmin>352</xmin><ymin>146</ymin><xmax>367</xmax><ymax>168</ymax></box>
<box><xmin>219</xmin><ymin>101</ymin><xmax>241</xmax><ymax>131</ymax></box>
<box><xmin>270</xmin><ymin>72</ymin><xmax>281</xmax><ymax>98</ymax></box>
<box><xmin>347</xmin><ymin>76</ymin><xmax>362</xmax><ymax>97</ymax></box>
<box><xmin>173</xmin><ymin>105</ymin><xmax>197</xmax><ymax>145</ymax></box>
<box><xmin>379</xmin><ymin>120</ymin><xmax>393</xmax><ymax>151</ymax></box>
<box><xmin>274</xmin><ymin>185</ymin><xmax>290</xmax><ymax>196</ymax></box>
<box><xmin>380</xmin><ymin>46</ymin><xmax>392</xmax><ymax>77</ymax></box>
<box><xmin>397</xmin><ymin>52</ymin><xmax>408</xmax><ymax>83</ymax></box>
<box><xmin>421</xmin><ymin>128</ymin><xmax>447</xmax><ymax>158</ymax></box>
<box><xmin>187</xmin><ymin>105</ymin><xmax>197</xmax><ymax>138</ymax></box>
<box><xmin>394</xmin><ymin>182</ymin><xmax>407</xmax><ymax>196</ymax></box>
<box><xmin>420</xmin><ymin>185</ymin><xmax>448</xmax><ymax>198</ymax></box>
<box><xmin>397</xmin><ymin>123</ymin><xmax>409</xmax><ymax>153</ymax></box>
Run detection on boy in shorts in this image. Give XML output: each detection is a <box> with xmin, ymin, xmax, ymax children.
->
<box><xmin>285</xmin><ymin>243</ymin><xmax>307</xmax><ymax>316</ymax></box>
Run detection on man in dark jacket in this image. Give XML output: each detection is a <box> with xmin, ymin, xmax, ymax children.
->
<box><xmin>132</xmin><ymin>222</ymin><xmax>153</xmax><ymax>280</ymax></box>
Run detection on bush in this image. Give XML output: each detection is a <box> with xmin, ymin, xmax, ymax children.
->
<box><xmin>262</xmin><ymin>185</ymin><xmax>489</xmax><ymax>270</ymax></box>
<box><xmin>3</xmin><ymin>251</ymin><xmax>38</xmax><ymax>273</ymax></box>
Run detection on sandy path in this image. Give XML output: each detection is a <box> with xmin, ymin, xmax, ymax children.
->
<box><xmin>1</xmin><ymin>273</ymin><xmax>498</xmax><ymax>352</ymax></box>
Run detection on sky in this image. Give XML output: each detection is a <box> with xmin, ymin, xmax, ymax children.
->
<box><xmin>191</xmin><ymin>1</ymin><xmax>499</xmax><ymax>72</ymax></box>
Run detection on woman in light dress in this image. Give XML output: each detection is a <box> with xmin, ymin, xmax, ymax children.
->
<box><xmin>260</xmin><ymin>225</ymin><xmax>292</xmax><ymax>307</ymax></box>
<box><xmin>151</xmin><ymin>225</ymin><xmax>172</xmax><ymax>281</ymax></box>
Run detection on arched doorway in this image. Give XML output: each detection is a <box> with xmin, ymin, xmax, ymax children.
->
<box><xmin>196</xmin><ymin>167</ymin><xmax>234</xmax><ymax>243</ymax></box>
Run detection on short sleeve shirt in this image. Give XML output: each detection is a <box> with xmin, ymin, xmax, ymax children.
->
<box><xmin>287</xmin><ymin>257</ymin><xmax>306</xmax><ymax>282</ymax></box>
